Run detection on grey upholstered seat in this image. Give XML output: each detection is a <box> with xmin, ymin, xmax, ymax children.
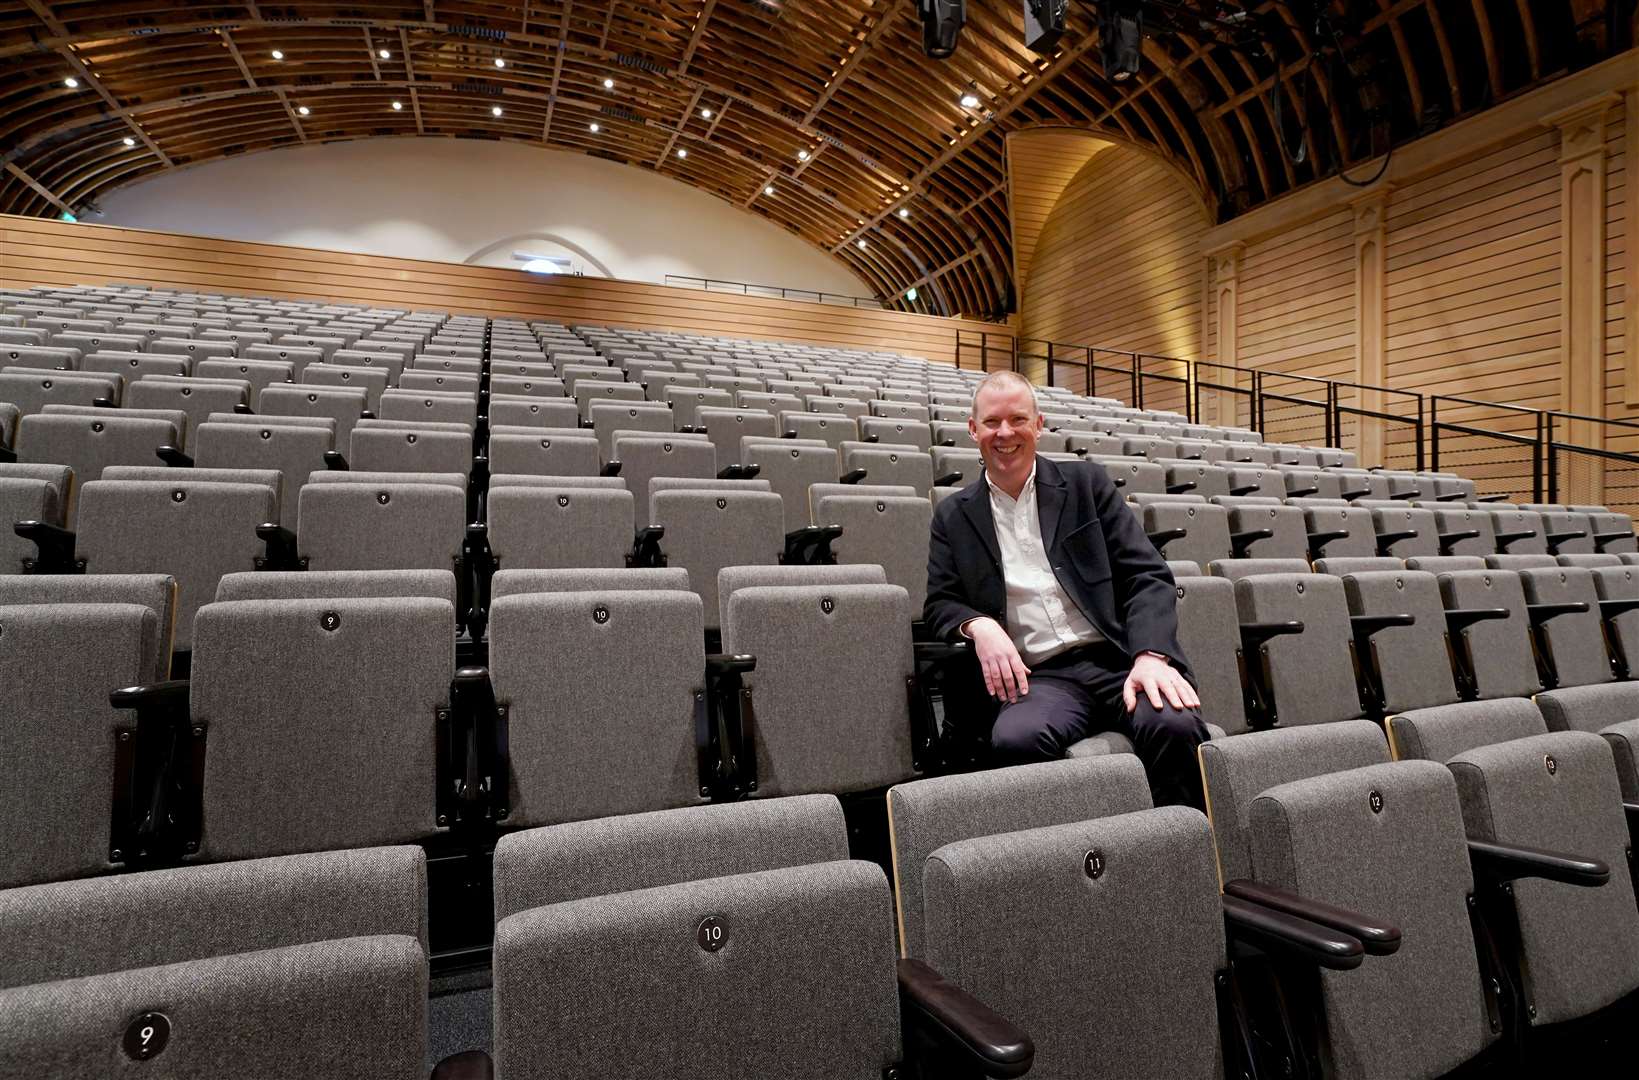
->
<box><xmin>490</xmin><ymin>797</ymin><xmax>900</xmax><ymax>1080</ymax></box>
<box><xmin>1339</xmin><ymin>570</ymin><xmax>1460</xmax><ymax>715</ymax></box>
<box><xmin>490</xmin><ymin>588</ymin><xmax>709</xmax><ymax>827</ymax></box>
<box><xmin>1312</xmin><ymin>556</ymin><xmax>1403</xmax><ymax>574</ymax></box>
<box><xmin>779</xmin><ymin>410</ymin><xmax>857</xmax><ymax>450</ymax></box>
<box><xmin>1129</xmin><ymin>493</ymin><xmax>1230</xmax><ymax>569</ymax></box>
<box><xmin>302</xmin><ymin>362</ymin><xmax>389</xmax><ymax>411</ymax></box>
<box><xmin>813</xmin><ymin>493</ymin><xmax>933</xmax><ymax>612</ymax></box>
<box><xmin>1359</xmin><ymin>502</ymin><xmax>1439</xmax><ymax>558</ymax></box>
<box><xmin>487</xmin><ymin>484</ymin><xmax>633</xmax><ymax>570</ymax></box>
<box><xmin>192</xmin><ymin>596</ymin><xmax>455</xmax><ymax>860</ymax></box>
<box><xmin>860</xmin><ymin>416</ymin><xmax>933</xmax><ymax>452</ymax></box>
<box><xmin>16</xmin><ymin>414</ymin><xmax>177</xmax><ymax>511</ymax></box>
<box><xmin>295</xmin><ymin>481</ymin><xmax>465</xmax><ymax>579</ymax></box>
<box><xmin>1090</xmin><ymin>455</ymin><xmax>1166</xmax><ymax>495</ymax></box>
<box><xmin>612</xmin><ymin>434</ymin><xmax>717</xmax><ymax>530</ymax></box>
<box><xmin>743</xmin><ymin>441</ymin><xmax>841</xmax><ymax>532</ymax></box>
<box><xmin>378</xmin><ymin>388</ymin><xmax>478</xmax><ymax>427</ymax></box>
<box><xmin>349</xmin><ymin>423</ymin><xmax>472</xmax><ymax>478</ymax></box>
<box><xmin>696</xmin><ymin>406</ymin><xmax>778</xmax><ymax>463</ymax></box>
<box><xmin>1157</xmin><ymin>459</ymin><xmax>1231</xmax><ymax>499</ymax></box>
<box><xmin>1435</xmin><ymin>569</ymin><xmax>1544</xmax><ymax>700</ymax></box>
<box><xmin>0</xmin><ymin>846</ymin><xmax>429</xmax><ymax>1079</ymax></box>
<box><xmin>80</xmin><ymin>351</ymin><xmax>188</xmax><ymax>380</ymax></box>
<box><xmin>215</xmin><ymin>568</ymin><xmax>456</xmax><ymax>606</ymax></box>
<box><xmin>1233</xmin><ymin>572</ymin><xmax>1365</xmax><ymax>727</ymax></box>
<box><xmin>1206</xmin><ymin>557</ymin><xmax>1311</xmax><ymax>581</ymax></box>
<box><xmin>0</xmin><ymin>601</ymin><xmax>162</xmax><ymax>887</ymax></box>
<box><xmin>720</xmin><ymin>582</ymin><xmax>917</xmax><ymax>797</ymax></box>
<box><xmin>259</xmin><ymin>384</ymin><xmax>368</xmax><ymax>450</ymax></box>
<box><xmin>589</xmin><ymin>401</ymin><xmax>673</xmax><ymax>459</ymax></box>
<box><xmin>193</xmin><ymin>420</ymin><xmax>332</xmax><ymax>529</ymax></box>
<box><xmin>0</xmin><ymin>477</ymin><xmax>58</xmax><ymax>573</ymax></box>
<box><xmin>489</xmin><ymin>395</ymin><xmax>579</xmax><ymax>429</ymax></box>
<box><xmin>650</xmin><ymin>487</ymin><xmax>784</xmax><ymax>629</ymax></box>
<box><xmin>1297</xmin><ymin>501</ymin><xmax>1377</xmax><ymax>560</ymax></box>
<box><xmin>841</xmin><ymin>442</ymin><xmax>935</xmax><ymax>496</ymax></box>
<box><xmin>489</xmin><ymin>430</ymin><xmax>600</xmax><ymax>478</ymax></box>
<box><xmin>1211</xmin><ymin>497</ymin><xmax>1310</xmax><ymax>561</ymax></box>
<box><xmin>1517</xmin><ymin>566</ymin><xmax>1616</xmax><ymax>689</ymax></box>
<box><xmin>125</xmin><ymin>378</ymin><xmax>248</xmax><ymax>452</ymax></box>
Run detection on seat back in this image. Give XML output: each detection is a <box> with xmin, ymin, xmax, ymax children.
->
<box><xmin>0</xmin><ymin>602</ymin><xmax>158</xmax><ymax>886</ymax></box>
<box><xmin>813</xmin><ymin>493</ymin><xmax>932</xmax><ymax>611</ymax></box>
<box><xmin>779</xmin><ymin>411</ymin><xmax>857</xmax><ymax>450</ymax></box>
<box><xmin>76</xmin><ymin>479</ymin><xmax>274</xmax><ymax>651</ymax></box>
<box><xmin>296</xmin><ymin>482</ymin><xmax>465</xmax><ymax>572</ymax></box>
<box><xmin>491</xmin><ymin>799</ymin><xmax>897</xmax><ymax>1080</ymax></box>
<box><xmin>1437</xmin><ymin>569</ymin><xmax>1544</xmax><ymax>699</ymax></box>
<box><xmin>259</xmin><ymin>385</ymin><xmax>368</xmax><ymax>449</ymax></box>
<box><xmin>192</xmin><ymin>596</ymin><xmax>454</xmax><ymax>860</ymax></box>
<box><xmin>612</xmin><ymin>435</ymin><xmax>717</xmax><ymax>530</ymax></box>
<box><xmin>650</xmin><ymin>488</ymin><xmax>783</xmax><ymax>628</ymax></box>
<box><xmin>1234</xmin><ymin>573</ymin><xmax>1364</xmax><ymax>726</ymax></box>
<box><xmin>589</xmin><ymin>401</ymin><xmax>673</xmax><ymax>460</ymax></box>
<box><xmin>1519</xmin><ymin>566</ymin><xmax>1612</xmax><ymax>688</ymax></box>
<box><xmin>489</xmin><ymin>431</ymin><xmax>600</xmax><ymax>478</ymax></box>
<box><xmin>488</xmin><ymin>485</ymin><xmax>633</xmax><ymax>570</ymax></box>
<box><xmin>842</xmin><ymin>443</ymin><xmax>935</xmax><ymax>496</ymax></box>
<box><xmin>1131</xmin><ymin>495</ymin><xmax>1230</xmax><ymax>570</ymax></box>
<box><xmin>1175</xmin><ymin>575</ymin><xmax>1251</xmax><ymax>736</ymax></box>
<box><xmin>194</xmin><ymin>421</ymin><xmax>331</xmax><ymax>529</ymax></box>
<box><xmin>888</xmin><ymin>756</ymin><xmax>1152</xmax><ymax>960</ymax></box>
<box><xmin>743</xmin><ymin>442</ymin><xmax>839</xmax><ymax>532</ymax></box>
<box><xmin>721</xmin><ymin>583</ymin><xmax>916</xmax><ymax>797</ymax></box>
<box><xmin>302</xmin><ymin>363</ymin><xmax>389</xmax><ymax>411</ymax></box>
<box><xmin>1432</xmin><ymin>507</ymin><xmax>1498</xmax><ymax>556</ymax></box>
<box><xmin>1091</xmin><ymin>456</ymin><xmax>1165</xmax><ymax>495</ymax></box>
<box><xmin>1341</xmin><ymin>570</ymin><xmax>1460</xmax><ymax>713</ymax></box>
<box><xmin>349</xmin><ymin>425</ymin><xmax>472</xmax><ymax>478</ymax></box>
<box><xmin>17</xmin><ymin>414</ymin><xmax>177</xmax><ymax>511</ymax></box>
<box><xmin>1250</xmin><ymin>759</ymin><xmax>1491</xmax><ymax>1078</ymax></box>
<box><xmin>490</xmin><ymin>589</ymin><xmax>708</xmax><ymax>828</ymax></box>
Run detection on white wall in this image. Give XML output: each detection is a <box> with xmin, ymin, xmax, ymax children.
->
<box><xmin>95</xmin><ymin>138</ymin><xmax>874</xmax><ymax>297</ymax></box>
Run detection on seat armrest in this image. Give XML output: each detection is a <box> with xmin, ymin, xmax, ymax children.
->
<box><xmin>897</xmin><ymin>958</ymin><xmax>1034</xmax><ymax>1079</ymax></box>
<box><xmin>934</xmin><ymin>471</ymin><xmax>964</xmax><ymax>488</ymax></box>
<box><xmin>1306</xmin><ymin>529</ymin><xmax>1350</xmax><ymax>557</ymax></box>
<box><xmin>15</xmin><ymin>520</ymin><xmax>82</xmax><ymax>574</ymax></box>
<box><xmin>839</xmin><ymin>468</ymin><xmax>868</xmax><ymax>484</ymax></box>
<box><xmin>1229</xmin><ymin>484</ymin><xmax>1260</xmax><ymax>497</ymax></box>
<box><xmin>599</xmin><ymin>460</ymin><xmax>623</xmax><ymax>478</ymax></box>
<box><xmin>1476</xmin><ymin>494</ymin><xmax>1511</xmax><ymax>502</ymax></box>
<box><xmin>1145</xmin><ymin>527</ymin><xmax>1188</xmax><ymax>553</ymax></box>
<box><xmin>1286</xmin><ymin>485</ymin><xmax>1319</xmax><ymax>499</ymax></box>
<box><xmin>1437</xmin><ymin>529</ymin><xmax>1481</xmax><ymax>555</ymax></box>
<box><xmin>783</xmin><ymin>524</ymin><xmax>841</xmax><ymax>566</ymax></box>
<box><xmin>322</xmin><ymin>450</ymin><xmax>349</xmax><ymax>471</ymax></box>
<box><xmin>1222</xmin><ymin>893</ymin><xmax>1364</xmax><ymax>970</ymax></box>
<box><xmin>1229</xmin><ymin>528</ymin><xmax>1275</xmax><ymax>558</ymax></box>
<box><xmin>702</xmin><ymin>653</ymin><xmax>757</xmax><ymax>798</ymax></box>
<box><xmin>1166</xmin><ymin>481</ymin><xmax>1198</xmax><ymax>495</ymax></box>
<box><xmin>1224</xmin><ymin>879</ymin><xmax>1400</xmax><ymax>956</ymax></box>
<box><xmin>1241</xmin><ymin>620</ymin><xmax>1305</xmax><ymax>652</ymax></box>
<box><xmin>862</xmin><ymin>434</ymin><xmax>880</xmax><ymax>443</ymax></box>
<box><xmin>254</xmin><ymin>522</ymin><xmax>304</xmax><ymax>572</ymax></box>
<box><xmin>717</xmin><ymin>463</ymin><xmax>760</xmax><ymax>480</ymax></box>
<box><xmin>110</xmin><ymin>680</ymin><xmax>191</xmax><ymax>714</ymax></box>
<box><xmin>156</xmin><ymin>445</ymin><xmax>194</xmax><ymax>468</ymax></box>
<box><xmin>1595</xmin><ymin>531</ymin><xmax>1635</xmax><ymax>553</ymax></box>
<box><xmin>1445</xmin><ymin>607</ymin><xmax>1510</xmax><ymax>634</ymax></box>
<box><xmin>1468</xmin><ymin>839</ymin><xmax>1608</xmax><ymax>889</ymax></box>
<box><xmin>1341</xmin><ymin>486</ymin><xmax>1372</xmax><ymax>501</ymax></box>
<box><xmin>1526</xmin><ymin>601</ymin><xmax>1589</xmax><ymax>626</ymax></box>
<box><xmin>1390</xmin><ymin>488</ymin><xmax>1422</xmax><ymax>500</ymax></box>
<box><xmin>231</xmin><ymin>402</ymin><xmax>252</xmax><ymax>414</ymax></box>
<box><xmin>1599</xmin><ymin>599</ymin><xmax>1639</xmax><ymax>621</ymax></box>
<box><xmin>1350</xmin><ymin>613</ymin><xmax>1414</xmax><ymax>639</ymax></box>
<box><xmin>1493</xmin><ymin>530</ymin><xmax>1537</xmax><ymax>551</ymax></box>
<box><xmin>1435</xmin><ymin>492</ymin><xmax>1468</xmax><ymax>502</ymax></box>
<box><xmin>914</xmin><ymin>640</ymin><xmax>973</xmax><ymax>665</ymax></box>
<box><xmin>430</xmin><ymin>1051</ymin><xmax>493</xmax><ymax>1080</ymax></box>
<box><xmin>1374</xmin><ymin>529</ymin><xmax>1418</xmax><ymax>556</ymax></box>
<box><xmin>705</xmin><ymin>653</ymin><xmax>756</xmax><ymax>677</ymax></box>
<box><xmin>1110</xmin><ymin>473</ymin><xmax>1124</xmax><ymax>487</ymax></box>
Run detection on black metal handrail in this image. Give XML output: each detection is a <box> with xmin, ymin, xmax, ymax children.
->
<box><xmin>663</xmin><ymin>275</ymin><xmax>887</xmax><ymax>309</ymax></box>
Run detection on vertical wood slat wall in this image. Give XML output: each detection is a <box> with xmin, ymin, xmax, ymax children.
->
<box><xmin>0</xmin><ymin>215</ymin><xmax>1010</xmax><ymax>367</ymax></box>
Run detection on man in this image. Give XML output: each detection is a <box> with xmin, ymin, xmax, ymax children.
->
<box><xmin>924</xmin><ymin>370</ymin><xmax>1208</xmax><ymax>808</ymax></box>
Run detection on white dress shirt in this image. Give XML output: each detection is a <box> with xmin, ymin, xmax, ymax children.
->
<box><xmin>980</xmin><ymin>465</ymin><xmax>1102</xmax><ymax>663</ymax></box>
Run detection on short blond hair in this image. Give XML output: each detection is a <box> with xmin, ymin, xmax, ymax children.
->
<box><xmin>970</xmin><ymin>370</ymin><xmax>1038</xmax><ymax>418</ymax></box>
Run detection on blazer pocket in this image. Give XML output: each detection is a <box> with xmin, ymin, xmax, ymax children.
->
<box><xmin>1059</xmin><ymin>521</ymin><xmax>1112</xmax><ymax>582</ymax></box>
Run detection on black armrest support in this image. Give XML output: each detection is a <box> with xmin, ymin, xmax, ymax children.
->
<box><xmin>109</xmin><ymin>679</ymin><xmax>199</xmax><ymax>862</ymax></box>
<box><xmin>628</xmin><ymin>526</ymin><xmax>666</xmax><ymax>569</ymax></box>
<box><xmin>1437</xmin><ymin>529</ymin><xmax>1481</xmax><ymax>555</ymax></box>
<box><xmin>839</xmin><ymin>468</ymin><xmax>868</xmax><ymax>484</ymax></box>
<box><xmin>254</xmin><ymin>522</ymin><xmax>304</xmax><ymax>571</ymax></box>
<box><xmin>862</xmin><ymin>434</ymin><xmax>880</xmax><ymax>443</ymax></box>
<box><xmin>1468</xmin><ymin>839</ymin><xmax>1609</xmax><ymax>889</ymax></box>
<box><xmin>15</xmin><ymin>520</ymin><xmax>81</xmax><ymax>573</ymax></box>
<box><xmin>109</xmin><ymin>680</ymin><xmax>191</xmax><ymax>713</ymax></box>
<box><xmin>898</xmin><ymin>958</ymin><xmax>1034</xmax><ymax>1079</ymax></box>
<box><xmin>1224</xmin><ymin>879</ymin><xmax>1400</xmax><ymax>957</ymax></box>
<box><xmin>701</xmin><ymin>653</ymin><xmax>757</xmax><ymax>798</ymax></box>
<box><xmin>1146</xmin><ymin>527</ymin><xmax>1188</xmax><ymax>553</ymax></box>
<box><xmin>1351</xmin><ymin>613</ymin><xmax>1414</xmax><ymax>638</ymax></box>
<box><xmin>155</xmin><ymin>445</ymin><xmax>193</xmax><ymax>468</ymax></box>
<box><xmin>783</xmin><ymin>524</ymin><xmax>841</xmax><ymax>566</ymax></box>
<box><xmin>1599</xmin><ymin>599</ymin><xmax>1639</xmax><ymax>621</ymax></box>
<box><xmin>1444</xmin><ymin>608</ymin><xmax>1510</xmax><ymax>635</ymax></box>
<box><xmin>1110</xmin><ymin>474</ymin><xmax>1124</xmax><ymax>487</ymax></box>
<box><xmin>1373</xmin><ymin>530</ymin><xmax>1417</xmax><ymax>555</ymax></box>
<box><xmin>439</xmin><ymin>667</ymin><xmax>507</xmax><ymax>826</ymax></box>
<box><xmin>934</xmin><ymin>471</ymin><xmax>964</xmax><ymax>488</ymax></box>
<box><xmin>717</xmin><ymin>463</ymin><xmax>761</xmax><ymax>480</ymax></box>
<box><xmin>1221</xmin><ymin>893</ymin><xmax>1365</xmax><ymax>970</ymax></box>
<box><xmin>1241</xmin><ymin>620</ymin><xmax>1305</xmax><ymax>652</ymax></box>
<box><xmin>1230</xmin><ymin>527</ymin><xmax>1275</xmax><ymax>558</ymax></box>
<box><xmin>1349</xmin><ymin>614</ymin><xmax>1415</xmax><ymax>714</ymax></box>
<box><xmin>322</xmin><ymin>450</ymin><xmax>349</xmax><ymax>471</ymax></box>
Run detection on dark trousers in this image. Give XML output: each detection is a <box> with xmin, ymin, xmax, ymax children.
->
<box><xmin>989</xmin><ymin>642</ymin><xmax>1208</xmax><ymax>809</ymax></box>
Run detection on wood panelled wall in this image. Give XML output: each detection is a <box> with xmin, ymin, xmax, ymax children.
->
<box><xmin>1014</xmin><ymin>50</ymin><xmax>1636</xmax><ymax>510</ymax></box>
<box><xmin>0</xmin><ymin>216</ymin><xmax>1009</xmax><ymax>367</ymax></box>
<box><xmin>1019</xmin><ymin>147</ymin><xmax>1210</xmax><ymax>374</ymax></box>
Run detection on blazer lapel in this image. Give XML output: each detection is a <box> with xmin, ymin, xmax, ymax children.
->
<box><xmin>958</xmin><ymin>479</ymin><xmax>1002</xmax><ymax>570</ymax></box>
<box><xmin>1035</xmin><ymin>455</ymin><xmax>1070</xmax><ymax>553</ymax></box>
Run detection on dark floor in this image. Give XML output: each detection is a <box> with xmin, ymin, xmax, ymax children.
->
<box><xmin>428</xmin><ymin>969</ymin><xmax>492</xmax><ymax>1071</ymax></box>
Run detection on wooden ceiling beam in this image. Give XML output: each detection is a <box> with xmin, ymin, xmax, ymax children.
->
<box><xmin>220</xmin><ymin>30</ymin><xmax>259</xmax><ymax>89</ymax></box>
<box><xmin>678</xmin><ymin>0</ymin><xmax>716</xmax><ymax>77</ymax></box>
<box><xmin>800</xmin><ymin>4</ymin><xmax>897</xmax><ymax>126</ymax></box>
<box><xmin>400</xmin><ymin>28</ymin><xmax>425</xmax><ymax>135</ymax></box>
<box><xmin>543</xmin><ymin>1</ymin><xmax>570</xmax><ymax>141</ymax></box>
<box><xmin>3</xmin><ymin>161</ymin><xmax>73</xmax><ymax>215</ymax></box>
<box><xmin>654</xmin><ymin>87</ymin><xmax>703</xmax><ymax>166</ymax></box>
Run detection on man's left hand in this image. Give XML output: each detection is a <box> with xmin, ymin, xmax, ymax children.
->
<box><xmin>1122</xmin><ymin>653</ymin><xmax>1200</xmax><ymax>712</ymax></box>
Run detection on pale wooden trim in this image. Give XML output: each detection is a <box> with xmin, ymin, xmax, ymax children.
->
<box><xmin>1353</xmin><ymin>189</ymin><xmax>1391</xmax><ymax>466</ymax></box>
<box><xmin>1625</xmin><ymin>88</ymin><xmax>1639</xmax><ymax>410</ymax></box>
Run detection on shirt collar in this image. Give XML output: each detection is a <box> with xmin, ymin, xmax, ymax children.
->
<box><xmin>985</xmin><ymin>461</ymin><xmax>1037</xmax><ymax>505</ymax></box>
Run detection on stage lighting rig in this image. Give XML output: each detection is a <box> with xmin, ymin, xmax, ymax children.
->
<box><xmin>1024</xmin><ymin>0</ymin><xmax>1069</xmax><ymax>55</ymax></box>
<box><xmin>1097</xmin><ymin>0</ymin><xmax>1144</xmax><ymax>81</ymax></box>
<box><xmin>918</xmin><ymin>0</ymin><xmax>965</xmax><ymax>59</ymax></box>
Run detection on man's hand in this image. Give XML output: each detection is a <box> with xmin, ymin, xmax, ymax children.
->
<box><xmin>1123</xmin><ymin>653</ymin><xmax>1200</xmax><ymax>712</ymax></box>
<box><xmin>965</xmin><ymin>617</ymin><xmax>1030</xmax><ymax>704</ymax></box>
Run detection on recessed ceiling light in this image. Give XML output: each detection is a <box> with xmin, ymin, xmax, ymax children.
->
<box><xmin>379</xmin><ymin>48</ymin><xmax>391</xmax><ymax>60</ymax></box>
<box><xmin>271</xmin><ymin>50</ymin><xmax>284</xmax><ymax>60</ymax></box>
<box><xmin>764</xmin><ymin>185</ymin><xmax>775</xmax><ymax>196</ymax></box>
<box><xmin>296</xmin><ymin>105</ymin><xmax>310</xmax><ymax>116</ymax></box>
<box><xmin>797</xmin><ymin>149</ymin><xmax>809</xmax><ymax>161</ymax></box>
<box><xmin>122</xmin><ymin>136</ymin><xmax>136</xmax><ymax>147</ymax></box>
<box><xmin>391</xmin><ymin>100</ymin><xmax>403</xmax><ymax>110</ymax></box>
<box><xmin>603</xmin><ymin>77</ymin><xmax>614</xmax><ymax>89</ymax></box>
<box><xmin>494</xmin><ymin>57</ymin><xmax>506</xmax><ymax>68</ymax></box>
<box><xmin>701</xmin><ymin>108</ymin><xmax>712</xmax><ymax>119</ymax></box>
<box><xmin>898</xmin><ymin>207</ymin><xmax>910</xmax><ymax>219</ymax></box>
<box><xmin>589</xmin><ymin>122</ymin><xmax>600</xmax><ymax>132</ymax></box>
<box><xmin>856</xmin><ymin>239</ymin><xmax>868</xmax><ymax>250</ymax></box>
<box><xmin>676</xmin><ymin>148</ymin><xmax>688</xmax><ymax>158</ymax></box>
<box><xmin>960</xmin><ymin>90</ymin><xmax>981</xmax><ymax>109</ymax></box>
<box><xmin>64</xmin><ymin>77</ymin><xmax>79</xmax><ymax>88</ymax></box>
<box><xmin>492</xmin><ymin>105</ymin><xmax>503</xmax><ymax>117</ymax></box>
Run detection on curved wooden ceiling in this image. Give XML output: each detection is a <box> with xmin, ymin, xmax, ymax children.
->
<box><xmin>0</xmin><ymin>1</ymin><xmax>1627</xmax><ymax>319</ymax></box>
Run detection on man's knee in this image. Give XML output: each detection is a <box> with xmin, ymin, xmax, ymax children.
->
<box><xmin>990</xmin><ymin>717</ymin><xmax>1061</xmax><ymax>763</ymax></box>
<box><xmin>1129</xmin><ymin>702</ymin><xmax>1209</xmax><ymax>749</ymax></box>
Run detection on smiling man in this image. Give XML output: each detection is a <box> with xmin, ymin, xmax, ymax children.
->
<box><xmin>924</xmin><ymin>370</ymin><xmax>1208</xmax><ymax>808</ymax></box>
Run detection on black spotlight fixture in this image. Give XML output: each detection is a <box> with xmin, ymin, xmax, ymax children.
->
<box><xmin>1023</xmin><ymin>0</ymin><xmax>1068</xmax><ymax>55</ymax></box>
<box><xmin>1097</xmin><ymin>0</ymin><xmax>1144</xmax><ymax>82</ymax></box>
<box><xmin>919</xmin><ymin>0</ymin><xmax>965</xmax><ymax>59</ymax></box>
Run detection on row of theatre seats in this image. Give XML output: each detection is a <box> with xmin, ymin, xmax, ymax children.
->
<box><xmin>3</xmin><ymin>284</ymin><xmax>1639</xmax><ymax>1077</ymax></box>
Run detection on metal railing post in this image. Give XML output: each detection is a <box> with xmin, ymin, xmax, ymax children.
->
<box><xmin>1254</xmin><ymin>370</ymin><xmax>1265</xmax><ymax>436</ymax></box>
<box><xmin>1541</xmin><ymin>412</ymin><xmax>1552</xmax><ymax>505</ymax></box>
<box><xmin>1430</xmin><ymin>397</ymin><xmax>1440</xmax><ymax>472</ymax></box>
<box><xmin>1415</xmin><ymin>394</ymin><xmax>1425</xmax><ymax>473</ymax></box>
<box><xmin>1046</xmin><ymin>342</ymin><xmax>1056</xmax><ymax>388</ymax></box>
